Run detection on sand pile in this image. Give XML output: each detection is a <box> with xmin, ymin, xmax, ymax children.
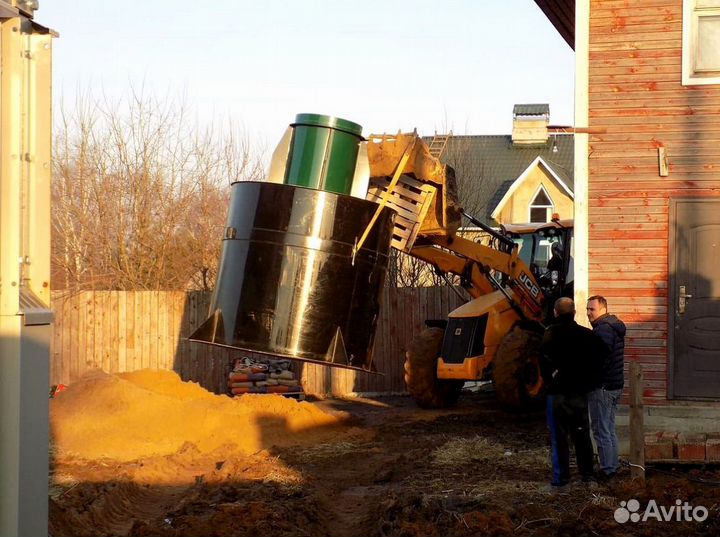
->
<box><xmin>50</xmin><ymin>369</ymin><xmax>345</xmax><ymax>461</ymax></box>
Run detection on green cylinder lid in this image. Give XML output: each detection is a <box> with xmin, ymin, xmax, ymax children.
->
<box><xmin>292</xmin><ymin>113</ymin><xmax>363</xmax><ymax>138</ymax></box>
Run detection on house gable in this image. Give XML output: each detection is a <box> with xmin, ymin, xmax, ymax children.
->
<box><xmin>490</xmin><ymin>156</ymin><xmax>574</xmax><ymax>224</ymax></box>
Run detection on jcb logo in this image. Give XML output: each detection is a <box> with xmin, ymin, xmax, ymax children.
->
<box><xmin>519</xmin><ymin>272</ymin><xmax>540</xmax><ymax>298</ymax></box>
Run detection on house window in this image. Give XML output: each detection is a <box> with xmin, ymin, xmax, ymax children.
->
<box><xmin>682</xmin><ymin>0</ymin><xmax>720</xmax><ymax>85</ymax></box>
<box><xmin>529</xmin><ymin>186</ymin><xmax>553</xmax><ymax>223</ymax></box>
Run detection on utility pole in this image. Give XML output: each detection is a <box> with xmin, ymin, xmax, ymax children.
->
<box><xmin>0</xmin><ymin>1</ymin><xmax>55</xmax><ymax>536</ymax></box>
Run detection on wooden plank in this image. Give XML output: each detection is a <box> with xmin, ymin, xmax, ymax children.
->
<box><xmin>172</xmin><ymin>291</ymin><xmax>184</xmax><ymax>369</ymax></box>
<box><xmin>86</xmin><ymin>291</ymin><xmax>96</xmax><ymax>374</ymax></box>
<box><xmin>591</xmin><ymin>238</ymin><xmax>666</xmax><ymax>247</ymax></box>
<box><xmin>592</xmin><ymin>21</ymin><xmax>680</xmax><ymax>36</ymax></box>
<box><xmin>590</xmin><ymin>230</ymin><xmax>667</xmax><ymax>240</ymax></box>
<box><xmin>105</xmin><ymin>292</ymin><xmax>116</xmax><ymax>374</ymax></box>
<box><xmin>590</xmin><ymin>104</ymin><xmax>720</xmax><ymax>117</ymax></box>
<box><xmin>591</xmin><ymin>282</ymin><xmax>666</xmax><ymax>293</ymax></box>
<box><xmin>590</xmin><ymin>222</ymin><xmax>667</xmax><ymax>232</ymax></box>
<box><xmin>148</xmin><ymin>291</ymin><xmax>158</xmax><ymax>370</ymax></box>
<box><xmin>55</xmin><ymin>293</ymin><xmax>64</xmax><ymax>385</ymax></box>
<box><xmin>590</xmin><ymin>263</ymin><xmax>667</xmax><ymax>272</ymax></box>
<box><xmin>590</xmin><ymin>140</ymin><xmax>720</xmax><ymax>154</ymax></box>
<box><xmin>591</xmin><ymin>30</ymin><xmax>682</xmax><ymax>45</ymax></box>
<box><xmin>591</xmin><ymin>148</ymin><xmax>720</xmax><ymax>161</ymax></box>
<box><xmin>96</xmin><ymin>291</ymin><xmax>106</xmax><ymax>373</ymax></box>
<box><xmin>377</xmin><ymin>284</ymin><xmax>390</xmax><ymax>391</ymax></box>
<box><xmin>589</xmin><ymin>196</ymin><xmax>667</xmax><ymax>206</ymax></box>
<box><xmin>390</xmin><ymin>286</ymin><xmax>401</xmax><ymax>392</ymax></box>
<box><xmin>588</xmin><ymin>213</ymin><xmax>668</xmax><ymax>224</ymax></box>
<box><xmin>118</xmin><ymin>291</ymin><xmax>127</xmax><ymax>373</ymax></box>
<box><xmin>173</xmin><ymin>291</ymin><xmax>183</xmax><ymax>370</ymax></box>
<box><xmin>591</xmin><ymin>0</ymin><xmax>678</xmax><ymax>11</ymax></box>
<box><xmin>589</xmin><ymin>95</ymin><xmax>720</xmax><ymax>110</ymax></box>
<box><xmin>590</xmin><ymin>132</ymin><xmax>720</xmax><ymax>144</ymax></box>
<box><xmin>135</xmin><ymin>292</ymin><xmax>145</xmax><ymax>371</ymax></box>
<box><xmin>80</xmin><ymin>291</ymin><xmax>89</xmax><ymax>377</ymax></box>
<box><xmin>368</xmin><ymin>188</ymin><xmax>425</xmax><ymax>214</ymax></box>
<box><xmin>589</xmin><ymin>38</ymin><xmax>680</xmax><ymax>52</ymax></box>
<box><xmin>587</xmin><ymin>115</ymin><xmax>720</xmax><ymax>128</ymax></box>
<box><xmin>158</xmin><ymin>291</ymin><xmax>169</xmax><ymax>371</ymax></box>
<box><xmin>588</xmin><ymin>206</ymin><xmax>667</xmax><ymax>216</ymax></box>
<box><xmin>51</xmin><ymin>294</ymin><xmax>64</xmax><ymax>385</ymax></box>
<box><xmin>591</xmin><ymin>256</ymin><xmax>667</xmax><ymax>266</ymax></box>
<box><xmin>592</xmin><ymin>22</ymin><xmax>679</xmax><ymax>38</ymax></box>
<box><xmin>590</xmin><ymin>63</ymin><xmax>682</xmax><ymax>77</ymax></box>
<box><xmin>591</xmin><ymin>273</ymin><xmax>668</xmax><ymax>284</ymax></box>
<box><xmin>401</xmin><ymin>289</ymin><xmax>412</xmax><ymax>393</ymax></box>
<box><xmin>629</xmin><ymin>362</ymin><xmax>646</xmax><ymax>482</ymax></box>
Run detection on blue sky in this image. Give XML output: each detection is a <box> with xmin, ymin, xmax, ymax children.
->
<box><xmin>40</xmin><ymin>0</ymin><xmax>574</xmax><ymax>147</ymax></box>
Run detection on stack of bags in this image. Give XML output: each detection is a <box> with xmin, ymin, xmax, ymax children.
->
<box><xmin>228</xmin><ymin>357</ymin><xmax>304</xmax><ymax>399</ymax></box>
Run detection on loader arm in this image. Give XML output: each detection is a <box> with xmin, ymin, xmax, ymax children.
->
<box><xmin>420</xmin><ymin>234</ymin><xmax>545</xmax><ymax>322</ymax></box>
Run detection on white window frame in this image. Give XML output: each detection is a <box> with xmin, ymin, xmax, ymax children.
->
<box><xmin>528</xmin><ymin>184</ymin><xmax>554</xmax><ymax>223</ymax></box>
<box><xmin>682</xmin><ymin>0</ymin><xmax>720</xmax><ymax>85</ymax></box>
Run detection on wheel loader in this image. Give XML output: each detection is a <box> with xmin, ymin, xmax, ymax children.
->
<box><xmin>365</xmin><ymin>132</ymin><xmax>574</xmax><ymax>410</ymax></box>
<box><xmin>190</xmin><ymin>116</ymin><xmax>573</xmax><ymax>411</ymax></box>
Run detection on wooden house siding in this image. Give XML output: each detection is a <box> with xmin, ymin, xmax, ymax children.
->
<box><xmin>588</xmin><ymin>0</ymin><xmax>720</xmax><ymax>404</ymax></box>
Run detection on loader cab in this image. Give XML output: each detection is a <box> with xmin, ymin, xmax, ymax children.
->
<box><xmin>504</xmin><ymin>220</ymin><xmax>574</xmax><ymax>303</ymax></box>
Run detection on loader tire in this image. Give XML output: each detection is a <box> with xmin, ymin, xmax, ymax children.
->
<box><xmin>493</xmin><ymin>326</ymin><xmax>544</xmax><ymax>411</ymax></box>
<box><xmin>404</xmin><ymin>328</ymin><xmax>463</xmax><ymax>409</ymax></box>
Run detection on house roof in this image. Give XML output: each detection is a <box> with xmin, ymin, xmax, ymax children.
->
<box><xmin>534</xmin><ymin>0</ymin><xmax>575</xmax><ymax>49</ymax></box>
<box><xmin>513</xmin><ymin>104</ymin><xmax>550</xmax><ymax>117</ymax></box>
<box><xmin>437</xmin><ymin>134</ymin><xmax>574</xmax><ymax>225</ymax></box>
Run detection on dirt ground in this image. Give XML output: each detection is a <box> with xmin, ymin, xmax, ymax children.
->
<box><xmin>49</xmin><ymin>379</ymin><xmax>720</xmax><ymax>537</ymax></box>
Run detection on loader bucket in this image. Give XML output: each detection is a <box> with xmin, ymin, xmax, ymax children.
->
<box><xmin>189</xmin><ymin>181</ymin><xmax>395</xmax><ymax>371</ymax></box>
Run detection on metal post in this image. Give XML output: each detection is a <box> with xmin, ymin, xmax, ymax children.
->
<box><xmin>0</xmin><ymin>5</ymin><xmax>54</xmax><ymax>536</ymax></box>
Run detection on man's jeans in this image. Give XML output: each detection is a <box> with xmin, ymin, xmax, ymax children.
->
<box><xmin>588</xmin><ymin>387</ymin><xmax>622</xmax><ymax>475</ymax></box>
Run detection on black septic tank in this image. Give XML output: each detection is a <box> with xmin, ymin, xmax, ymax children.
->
<box><xmin>189</xmin><ymin>180</ymin><xmax>395</xmax><ymax>371</ymax></box>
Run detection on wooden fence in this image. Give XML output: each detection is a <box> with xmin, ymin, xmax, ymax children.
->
<box><xmin>50</xmin><ymin>286</ymin><xmax>464</xmax><ymax>396</ymax></box>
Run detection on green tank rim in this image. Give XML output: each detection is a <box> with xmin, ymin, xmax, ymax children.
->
<box><xmin>292</xmin><ymin>113</ymin><xmax>363</xmax><ymax>138</ymax></box>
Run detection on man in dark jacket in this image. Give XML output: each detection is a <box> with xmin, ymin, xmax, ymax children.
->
<box><xmin>587</xmin><ymin>295</ymin><xmax>626</xmax><ymax>479</ymax></box>
<box><xmin>540</xmin><ymin>297</ymin><xmax>607</xmax><ymax>488</ymax></box>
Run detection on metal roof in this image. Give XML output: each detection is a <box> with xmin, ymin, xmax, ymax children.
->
<box><xmin>431</xmin><ymin>134</ymin><xmax>574</xmax><ymax>225</ymax></box>
<box><xmin>513</xmin><ymin>104</ymin><xmax>550</xmax><ymax>117</ymax></box>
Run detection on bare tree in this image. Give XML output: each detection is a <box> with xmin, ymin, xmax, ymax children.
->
<box><xmin>52</xmin><ymin>90</ymin><xmax>265</xmax><ymax>291</ymax></box>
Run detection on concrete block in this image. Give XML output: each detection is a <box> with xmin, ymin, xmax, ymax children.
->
<box><xmin>677</xmin><ymin>433</ymin><xmax>707</xmax><ymax>461</ymax></box>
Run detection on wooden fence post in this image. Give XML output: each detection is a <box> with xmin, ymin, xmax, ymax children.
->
<box><xmin>629</xmin><ymin>362</ymin><xmax>645</xmax><ymax>482</ymax></box>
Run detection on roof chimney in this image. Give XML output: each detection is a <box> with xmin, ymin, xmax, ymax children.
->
<box><xmin>512</xmin><ymin>104</ymin><xmax>549</xmax><ymax>145</ymax></box>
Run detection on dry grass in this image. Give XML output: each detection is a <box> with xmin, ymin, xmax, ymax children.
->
<box><xmin>432</xmin><ymin>435</ymin><xmax>550</xmax><ymax>471</ymax></box>
<box><xmin>261</xmin><ymin>467</ymin><xmax>305</xmax><ymax>495</ymax></box>
<box><xmin>432</xmin><ymin>436</ymin><xmax>505</xmax><ymax>466</ymax></box>
<box><xmin>293</xmin><ymin>441</ymin><xmax>375</xmax><ymax>463</ymax></box>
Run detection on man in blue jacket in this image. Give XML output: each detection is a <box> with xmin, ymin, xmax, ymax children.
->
<box><xmin>587</xmin><ymin>295</ymin><xmax>626</xmax><ymax>480</ymax></box>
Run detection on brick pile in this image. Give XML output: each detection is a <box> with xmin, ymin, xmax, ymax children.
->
<box><xmin>645</xmin><ymin>431</ymin><xmax>720</xmax><ymax>463</ymax></box>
